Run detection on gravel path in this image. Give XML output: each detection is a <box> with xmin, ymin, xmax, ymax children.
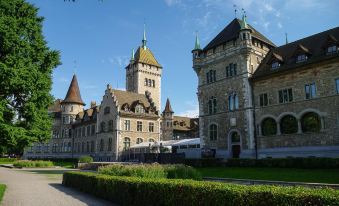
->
<box><xmin>0</xmin><ymin>167</ymin><xmax>116</xmax><ymax>206</ymax></box>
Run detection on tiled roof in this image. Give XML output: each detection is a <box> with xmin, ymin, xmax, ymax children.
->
<box><xmin>48</xmin><ymin>99</ymin><xmax>62</xmax><ymax>113</ymax></box>
<box><xmin>252</xmin><ymin>27</ymin><xmax>339</xmax><ymax>80</ymax></box>
<box><xmin>62</xmin><ymin>75</ymin><xmax>85</xmax><ymax>105</ymax></box>
<box><xmin>112</xmin><ymin>89</ymin><xmax>151</xmax><ymax>108</ymax></box>
<box><xmin>204</xmin><ymin>18</ymin><xmax>275</xmax><ymax>51</ymax></box>
<box><xmin>134</xmin><ymin>46</ymin><xmax>161</xmax><ymax>67</ymax></box>
<box><xmin>173</xmin><ymin>116</ymin><xmax>199</xmax><ymax>132</ymax></box>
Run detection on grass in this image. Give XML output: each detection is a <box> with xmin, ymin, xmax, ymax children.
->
<box><xmin>23</xmin><ymin>169</ymin><xmax>77</xmax><ymax>180</ymax></box>
<box><xmin>0</xmin><ymin>184</ymin><xmax>6</xmax><ymax>204</ymax></box>
<box><xmin>197</xmin><ymin>167</ymin><xmax>339</xmax><ymax>184</ymax></box>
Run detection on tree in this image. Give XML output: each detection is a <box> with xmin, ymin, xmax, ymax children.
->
<box><xmin>0</xmin><ymin>0</ymin><xmax>60</xmax><ymax>155</ymax></box>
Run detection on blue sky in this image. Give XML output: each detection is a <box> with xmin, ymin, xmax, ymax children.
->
<box><xmin>27</xmin><ymin>0</ymin><xmax>339</xmax><ymax>117</ymax></box>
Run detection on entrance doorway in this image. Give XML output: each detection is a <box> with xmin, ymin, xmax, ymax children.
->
<box><xmin>230</xmin><ymin>131</ymin><xmax>241</xmax><ymax>158</ymax></box>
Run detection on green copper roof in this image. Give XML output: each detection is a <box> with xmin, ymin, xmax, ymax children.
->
<box><xmin>240</xmin><ymin>14</ymin><xmax>249</xmax><ymax>30</ymax></box>
<box><xmin>130</xmin><ymin>48</ymin><xmax>135</xmax><ymax>61</ymax></box>
<box><xmin>194</xmin><ymin>32</ymin><xmax>201</xmax><ymax>50</ymax></box>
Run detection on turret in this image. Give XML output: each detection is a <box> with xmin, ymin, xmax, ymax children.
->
<box><xmin>239</xmin><ymin>11</ymin><xmax>252</xmax><ymax>45</ymax></box>
<box><xmin>162</xmin><ymin>98</ymin><xmax>174</xmax><ymax>140</ymax></box>
<box><xmin>192</xmin><ymin>32</ymin><xmax>202</xmax><ymax>59</ymax></box>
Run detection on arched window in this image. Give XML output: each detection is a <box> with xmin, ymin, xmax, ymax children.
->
<box><xmin>144</xmin><ymin>78</ymin><xmax>148</xmax><ymax>86</ymax></box>
<box><xmin>123</xmin><ymin>137</ymin><xmax>131</xmax><ymax>150</ymax></box>
<box><xmin>148</xmin><ymin>79</ymin><xmax>152</xmax><ymax>87</ymax></box>
<box><xmin>261</xmin><ymin>118</ymin><xmax>277</xmax><ymax>136</ymax></box>
<box><xmin>100</xmin><ymin>121</ymin><xmax>106</xmax><ymax>132</ymax></box>
<box><xmin>301</xmin><ymin>112</ymin><xmax>321</xmax><ymax>133</ymax></box>
<box><xmin>209</xmin><ymin>124</ymin><xmax>217</xmax><ymax>141</ymax></box>
<box><xmin>231</xmin><ymin>132</ymin><xmax>240</xmax><ymax>143</ymax></box>
<box><xmin>136</xmin><ymin>138</ymin><xmax>143</xmax><ymax>144</ymax></box>
<box><xmin>280</xmin><ymin>115</ymin><xmax>298</xmax><ymax>134</ymax></box>
<box><xmin>149</xmin><ymin>138</ymin><xmax>155</xmax><ymax>142</ymax></box>
<box><xmin>108</xmin><ymin>138</ymin><xmax>112</xmax><ymax>151</ymax></box>
<box><xmin>152</xmin><ymin>80</ymin><xmax>155</xmax><ymax>87</ymax></box>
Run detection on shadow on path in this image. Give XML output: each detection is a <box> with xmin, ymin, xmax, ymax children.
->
<box><xmin>49</xmin><ymin>183</ymin><xmax>117</xmax><ymax>206</ymax></box>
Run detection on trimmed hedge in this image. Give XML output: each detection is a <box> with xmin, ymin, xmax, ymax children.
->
<box><xmin>63</xmin><ymin>172</ymin><xmax>339</xmax><ymax>206</ymax></box>
<box><xmin>185</xmin><ymin>158</ymin><xmax>339</xmax><ymax>169</ymax></box>
<box><xmin>78</xmin><ymin>156</ymin><xmax>93</xmax><ymax>163</ymax></box>
<box><xmin>13</xmin><ymin>160</ymin><xmax>54</xmax><ymax>168</ymax></box>
<box><xmin>0</xmin><ymin>184</ymin><xmax>6</xmax><ymax>204</ymax></box>
<box><xmin>98</xmin><ymin>164</ymin><xmax>202</xmax><ymax>180</ymax></box>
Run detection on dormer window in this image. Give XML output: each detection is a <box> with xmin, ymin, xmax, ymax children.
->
<box><xmin>296</xmin><ymin>54</ymin><xmax>308</xmax><ymax>63</ymax></box>
<box><xmin>327</xmin><ymin>45</ymin><xmax>337</xmax><ymax>54</ymax></box>
<box><xmin>271</xmin><ymin>62</ymin><xmax>280</xmax><ymax>70</ymax></box>
<box><xmin>135</xmin><ymin>104</ymin><xmax>144</xmax><ymax>113</ymax></box>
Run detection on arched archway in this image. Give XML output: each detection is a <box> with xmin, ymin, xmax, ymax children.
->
<box><xmin>301</xmin><ymin>112</ymin><xmax>321</xmax><ymax>133</ymax></box>
<box><xmin>280</xmin><ymin>115</ymin><xmax>298</xmax><ymax>134</ymax></box>
<box><xmin>229</xmin><ymin>130</ymin><xmax>241</xmax><ymax>158</ymax></box>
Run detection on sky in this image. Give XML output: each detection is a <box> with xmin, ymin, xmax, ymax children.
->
<box><xmin>27</xmin><ymin>0</ymin><xmax>339</xmax><ymax>117</ymax></box>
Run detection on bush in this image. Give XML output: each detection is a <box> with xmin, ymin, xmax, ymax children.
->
<box><xmin>98</xmin><ymin>164</ymin><xmax>166</xmax><ymax>179</ymax></box>
<box><xmin>78</xmin><ymin>156</ymin><xmax>93</xmax><ymax>163</ymax></box>
<box><xmin>185</xmin><ymin>158</ymin><xmax>224</xmax><ymax>167</ymax></box>
<box><xmin>63</xmin><ymin>171</ymin><xmax>339</xmax><ymax>206</ymax></box>
<box><xmin>0</xmin><ymin>184</ymin><xmax>5</xmax><ymax>204</ymax></box>
<box><xmin>13</xmin><ymin>160</ymin><xmax>54</xmax><ymax>168</ymax></box>
<box><xmin>0</xmin><ymin>158</ymin><xmax>17</xmax><ymax>163</ymax></box>
<box><xmin>98</xmin><ymin>164</ymin><xmax>202</xmax><ymax>180</ymax></box>
<box><xmin>164</xmin><ymin>164</ymin><xmax>202</xmax><ymax>180</ymax></box>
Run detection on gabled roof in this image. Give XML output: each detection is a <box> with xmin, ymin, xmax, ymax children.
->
<box><xmin>203</xmin><ymin>18</ymin><xmax>275</xmax><ymax>51</ymax></box>
<box><xmin>112</xmin><ymin>89</ymin><xmax>152</xmax><ymax>108</ymax></box>
<box><xmin>252</xmin><ymin>27</ymin><xmax>339</xmax><ymax>80</ymax></box>
<box><xmin>173</xmin><ymin>116</ymin><xmax>199</xmax><ymax>132</ymax></box>
<box><xmin>62</xmin><ymin>75</ymin><xmax>85</xmax><ymax>105</ymax></box>
<box><xmin>133</xmin><ymin>46</ymin><xmax>161</xmax><ymax>67</ymax></box>
<box><xmin>163</xmin><ymin>98</ymin><xmax>174</xmax><ymax>113</ymax></box>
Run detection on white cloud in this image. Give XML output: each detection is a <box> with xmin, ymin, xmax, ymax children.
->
<box><xmin>108</xmin><ymin>56</ymin><xmax>130</xmax><ymax>68</ymax></box>
<box><xmin>59</xmin><ymin>77</ymin><xmax>69</xmax><ymax>83</ymax></box>
<box><xmin>277</xmin><ymin>22</ymin><xmax>283</xmax><ymax>29</ymax></box>
<box><xmin>164</xmin><ymin>0</ymin><xmax>182</xmax><ymax>7</ymax></box>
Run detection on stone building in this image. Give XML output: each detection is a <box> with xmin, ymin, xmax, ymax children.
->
<box><xmin>24</xmin><ymin>28</ymin><xmax>198</xmax><ymax>161</ymax></box>
<box><xmin>193</xmin><ymin>14</ymin><xmax>339</xmax><ymax>158</ymax></box>
<box><xmin>252</xmin><ymin>27</ymin><xmax>339</xmax><ymax>158</ymax></box>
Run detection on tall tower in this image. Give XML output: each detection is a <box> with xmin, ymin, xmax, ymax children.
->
<box><xmin>162</xmin><ymin>98</ymin><xmax>174</xmax><ymax>140</ymax></box>
<box><xmin>60</xmin><ymin>74</ymin><xmax>85</xmax><ymax>138</ymax></box>
<box><xmin>125</xmin><ymin>25</ymin><xmax>162</xmax><ymax>111</ymax></box>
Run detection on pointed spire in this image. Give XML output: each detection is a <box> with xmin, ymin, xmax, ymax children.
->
<box><xmin>130</xmin><ymin>48</ymin><xmax>135</xmax><ymax>62</ymax></box>
<box><xmin>142</xmin><ymin>23</ymin><xmax>147</xmax><ymax>50</ymax></box>
<box><xmin>163</xmin><ymin>98</ymin><xmax>174</xmax><ymax>113</ymax></box>
<box><xmin>194</xmin><ymin>31</ymin><xmax>201</xmax><ymax>50</ymax></box>
<box><xmin>285</xmin><ymin>33</ymin><xmax>288</xmax><ymax>45</ymax></box>
<box><xmin>62</xmin><ymin>74</ymin><xmax>85</xmax><ymax>105</ymax></box>
<box><xmin>240</xmin><ymin>9</ymin><xmax>248</xmax><ymax>30</ymax></box>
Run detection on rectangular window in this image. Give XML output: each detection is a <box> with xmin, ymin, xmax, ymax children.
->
<box><xmin>87</xmin><ymin>126</ymin><xmax>91</xmax><ymax>136</ymax></box>
<box><xmin>336</xmin><ymin>78</ymin><xmax>339</xmax><ymax>94</ymax></box>
<box><xmin>137</xmin><ymin>121</ymin><xmax>143</xmax><ymax>132</ymax></box>
<box><xmin>124</xmin><ymin>120</ymin><xmax>130</xmax><ymax>131</ymax></box>
<box><xmin>259</xmin><ymin>93</ymin><xmax>268</xmax><ymax>107</ymax></box>
<box><xmin>278</xmin><ymin>88</ymin><xmax>293</xmax><ymax>103</ymax></box>
<box><xmin>305</xmin><ymin>83</ymin><xmax>316</xmax><ymax>99</ymax></box>
<box><xmin>91</xmin><ymin>125</ymin><xmax>95</xmax><ymax>135</ymax></box>
<box><xmin>296</xmin><ymin>54</ymin><xmax>307</xmax><ymax>63</ymax></box>
<box><xmin>149</xmin><ymin>122</ymin><xmax>154</xmax><ymax>132</ymax></box>
<box><xmin>206</xmin><ymin>72</ymin><xmax>210</xmax><ymax>83</ymax></box>
<box><xmin>226</xmin><ymin>66</ymin><xmax>229</xmax><ymax>77</ymax></box>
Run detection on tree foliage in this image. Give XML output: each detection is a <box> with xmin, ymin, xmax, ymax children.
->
<box><xmin>0</xmin><ymin>0</ymin><xmax>60</xmax><ymax>155</ymax></box>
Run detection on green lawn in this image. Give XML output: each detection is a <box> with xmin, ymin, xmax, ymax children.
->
<box><xmin>197</xmin><ymin>167</ymin><xmax>339</xmax><ymax>184</ymax></box>
<box><xmin>0</xmin><ymin>184</ymin><xmax>6</xmax><ymax>203</ymax></box>
<box><xmin>53</xmin><ymin>161</ymin><xmax>76</xmax><ymax>169</ymax></box>
<box><xmin>23</xmin><ymin>169</ymin><xmax>75</xmax><ymax>180</ymax></box>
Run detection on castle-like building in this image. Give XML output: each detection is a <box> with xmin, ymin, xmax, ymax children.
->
<box><xmin>24</xmin><ymin>29</ymin><xmax>198</xmax><ymax>161</ymax></box>
<box><xmin>193</xmin><ymin>14</ymin><xmax>339</xmax><ymax>158</ymax></box>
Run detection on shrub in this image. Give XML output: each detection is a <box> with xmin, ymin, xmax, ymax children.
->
<box><xmin>98</xmin><ymin>163</ymin><xmax>166</xmax><ymax>179</ymax></box>
<box><xmin>78</xmin><ymin>156</ymin><xmax>93</xmax><ymax>163</ymax></box>
<box><xmin>63</xmin><ymin>171</ymin><xmax>339</xmax><ymax>206</ymax></box>
<box><xmin>164</xmin><ymin>164</ymin><xmax>202</xmax><ymax>180</ymax></box>
<box><xmin>13</xmin><ymin>160</ymin><xmax>54</xmax><ymax>168</ymax></box>
<box><xmin>0</xmin><ymin>158</ymin><xmax>17</xmax><ymax>163</ymax></box>
<box><xmin>0</xmin><ymin>184</ymin><xmax>5</xmax><ymax>204</ymax></box>
<box><xmin>98</xmin><ymin>164</ymin><xmax>202</xmax><ymax>180</ymax></box>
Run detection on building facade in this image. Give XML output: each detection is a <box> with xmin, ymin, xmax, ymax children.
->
<box><xmin>24</xmin><ymin>28</ymin><xmax>198</xmax><ymax>161</ymax></box>
<box><xmin>193</xmin><ymin>15</ymin><xmax>339</xmax><ymax>158</ymax></box>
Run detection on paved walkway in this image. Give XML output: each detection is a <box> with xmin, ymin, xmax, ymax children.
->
<box><xmin>0</xmin><ymin>167</ymin><xmax>116</xmax><ymax>206</ymax></box>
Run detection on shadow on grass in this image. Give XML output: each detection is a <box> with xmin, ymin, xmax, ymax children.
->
<box><xmin>49</xmin><ymin>183</ymin><xmax>116</xmax><ymax>206</ymax></box>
